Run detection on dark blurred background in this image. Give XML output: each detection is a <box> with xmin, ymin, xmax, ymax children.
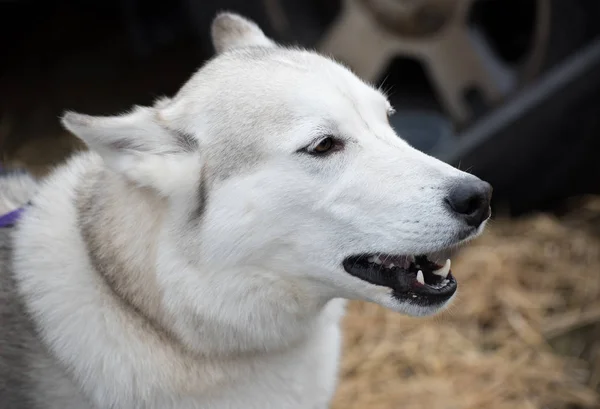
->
<box><xmin>3</xmin><ymin>2</ymin><xmax>600</xmax><ymax>409</ymax></box>
<box><xmin>2</xmin><ymin>0</ymin><xmax>600</xmax><ymax>216</ymax></box>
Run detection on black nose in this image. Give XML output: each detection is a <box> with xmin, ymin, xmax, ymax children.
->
<box><xmin>445</xmin><ymin>178</ymin><xmax>492</xmax><ymax>227</ymax></box>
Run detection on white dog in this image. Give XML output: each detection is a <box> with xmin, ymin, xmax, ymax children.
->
<box><xmin>0</xmin><ymin>12</ymin><xmax>492</xmax><ymax>409</ymax></box>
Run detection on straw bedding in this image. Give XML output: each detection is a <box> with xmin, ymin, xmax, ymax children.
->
<box><xmin>333</xmin><ymin>198</ymin><xmax>600</xmax><ymax>409</ymax></box>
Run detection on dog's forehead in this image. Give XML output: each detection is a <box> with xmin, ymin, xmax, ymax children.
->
<box><xmin>174</xmin><ymin>48</ymin><xmax>388</xmax><ymax>129</ymax></box>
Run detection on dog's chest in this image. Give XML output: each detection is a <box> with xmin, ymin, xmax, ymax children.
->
<box><xmin>26</xmin><ymin>313</ymin><xmax>343</xmax><ymax>409</ymax></box>
<box><xmin>188</xmin><ymin>312</ymin><xmax>344</xmax><ymax>409</ymax></box>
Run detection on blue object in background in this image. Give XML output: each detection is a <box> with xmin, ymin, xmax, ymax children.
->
<box><xmin>390</xmin><ymin>110</ymin><xmax>458</xmax><ymax>158</ymax></box>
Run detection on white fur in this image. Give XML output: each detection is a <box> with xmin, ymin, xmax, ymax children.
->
<box><xmin>0</xmin><ymin>170</ymin><xmax>37</xmax><ymax>214</ymax></box>
<box><xmin>10</xmin><ymin>12</ymin><xmax>488</xmax><ymax>409</ymax></box>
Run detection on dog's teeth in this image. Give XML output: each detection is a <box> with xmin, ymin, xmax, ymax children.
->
<box><xmin>433</xmin><ymin>259</ymin><xmax>451</xmax><ymax>278</ymax></box>
<box><xmin>367</xmin><ymin>256</ymin><xmax>376</xmax><ymax>263</ymax></box>
<box><xmin>388</xmin><ymin>263</ymin><xmax>395</xmax><ymax>269</ymax></box>
<box><xmin>374</xmin><ymin>256</ymin><xmax>382</xmax><ymax>265</ymax></box>
<box><xmin>416</xmin><ymin>270</ymin><xmax>425</xmax><ymax>285</ymax></box>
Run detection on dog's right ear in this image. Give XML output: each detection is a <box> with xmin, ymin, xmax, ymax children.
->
<box><xmin>61</xmin><ymin>107</ymin><xmax>201</xmax><ymax>196</ymax></box>
<box><xmin>211</xmin><ymin>12</ymin><xmax>276</xmax><ymax>54</ymax></box>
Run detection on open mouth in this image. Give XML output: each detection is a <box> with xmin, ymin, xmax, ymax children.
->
<box><xmin>342</xmin><ymin>253</ymin><xmax>457</xmax><ymax>305</ymax></box>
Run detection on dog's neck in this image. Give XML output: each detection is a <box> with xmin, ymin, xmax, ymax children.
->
<box><xmin>77</xmin><ymin>169</ymin><xmax>331</xmax><ymax>357</ymax></box>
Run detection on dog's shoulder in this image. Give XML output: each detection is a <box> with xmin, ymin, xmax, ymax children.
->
<box><xmin>0</xmin><ymin>227</ymin><xmax>38</xmax><ymax>408</ymax></box>
<box><xmin>0</xmin><ymin>159</ymin><xmax>96</xmax><ymax>409</ymax></box>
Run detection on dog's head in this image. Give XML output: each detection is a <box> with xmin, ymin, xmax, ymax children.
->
<box><xmin>62</xmin><ymin>13</ymin><xmax>491</xmax><ymax>317</ymax></box>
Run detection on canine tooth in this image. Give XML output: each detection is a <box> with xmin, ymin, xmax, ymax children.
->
<box><xmin>374</xmin><ymin>256</ymin><xmax>382</xmax><ymax>265</ymax></box>
<box><xmin>367</xmin><ymin>256</ymin><xmax>376</xmax><ymax>263</ymax></box>
<box><xmin>388</xmin><ymin>263</ymin><xmax>395</xmax><ymax>269</ymax></box>
<box><xmin>416</xmin><ymin>270</ymin><xmax>425</xmax><ymax>285</ymax></box>
<box><xmin>433</xmin><ymin>259</ymin><xmax>451</xmax><ymax>278</ymax></box>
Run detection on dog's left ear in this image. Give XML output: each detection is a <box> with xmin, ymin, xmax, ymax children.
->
<box><xmin>61</xmin><ymin>107</ymin><xmax>201</xmax><ymax>196</ymax></box>
<box><xmin>211</xmin><ymin>12</ymin><xmax>276</xmax><ymax>54</ymax></box>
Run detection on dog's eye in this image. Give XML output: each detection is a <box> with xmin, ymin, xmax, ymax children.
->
<box><xmin>304</xmin><ymin>136</ymin><xmax>344</xmax><ymax>156</ymax></box>
<box><xmin>313</xmin><ymin>137</ymin><xmax>334</xmax><ymax>154</ymax></box>
<box><xmin>299</xmin><ymin>136</ymin><xmax>343</xmax><ymax>157</ymax></box>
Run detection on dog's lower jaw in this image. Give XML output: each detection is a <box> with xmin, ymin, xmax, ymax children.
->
<box><xmin>353</xmin><ymin>288</ymin><xmax>454</xmax><ymax>318</ymax></box>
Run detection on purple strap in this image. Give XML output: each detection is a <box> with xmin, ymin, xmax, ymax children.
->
<box><xmin>0</xmin><ymin>161</ymin><xmax>28</xmax><ymax>227</ymax></box>
<box><xmin>0</xmin><ymin>207</ymin><xmax>25</xmax><ymax>228</ymax></box>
